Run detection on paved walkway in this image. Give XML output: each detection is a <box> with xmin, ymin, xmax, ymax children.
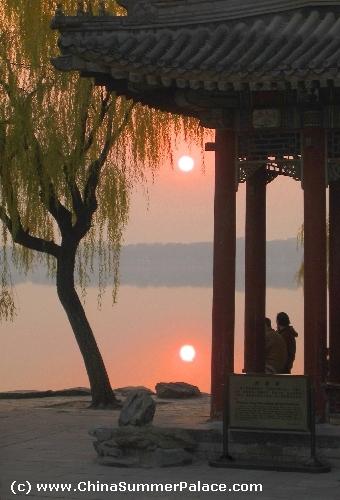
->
<box><xmin>1</xmin><ymin>395</ymin><xmax>340</xmax><ymax>500</ymax></box>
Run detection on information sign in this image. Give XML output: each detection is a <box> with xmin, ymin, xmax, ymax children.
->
<box><xmin>228</xmin><ymin>374</ymin><xmax>310</xmax><ymax>431</ymax></box>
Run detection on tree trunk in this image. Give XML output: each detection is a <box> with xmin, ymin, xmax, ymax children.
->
<box><xmin>56</xmin><ymin>242</ymin><xmax>117</xmax><ymax>408</ymax></box>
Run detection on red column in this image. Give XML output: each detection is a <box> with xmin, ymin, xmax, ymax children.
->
<box><xmin>244</xmin><ymin>165</ymin><xmax>266</xmax><ymax>373</ymax></box>
<box><xmin>302</xmin><ymin>127</ymin><xmax>327</xmax><ymax>422</ymax></box>
<box><xmin>329</xmin><ymin>179</ymin><xmax>340</xmax><ymax>383</ymax></box>
<box><xmin>210</xmin><ymin>129</ymin><xmax>236</xmax><ymax>419</ymax></box>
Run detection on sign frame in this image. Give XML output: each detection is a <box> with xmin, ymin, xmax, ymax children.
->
<box><xmin>227</xmin><ymin>374</ymin><xmax>311</xmax><ymax>432</ymax></box>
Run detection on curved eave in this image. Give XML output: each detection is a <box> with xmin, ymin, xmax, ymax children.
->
<box><xmin>52</xmin><ymin>9</ymin><xmax>340</xmax><ymax>91</ymax></box>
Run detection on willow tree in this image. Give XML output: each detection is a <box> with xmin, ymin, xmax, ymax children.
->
<box><xmin>0</xmin><ymin>1</ymin><xmax>207</xmax><ymax>407</ymax></box>
<box><xmin>294</xmin><ymin>220</ymin><xmax>329</xmax><ymax>288</ymax></box>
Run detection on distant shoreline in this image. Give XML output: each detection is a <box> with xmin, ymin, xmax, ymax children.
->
<box><xmin>0</xmin><ymin>388</ymin><xmax>91</xmax><ymax>399</ymax></box>
<box><xmin>7</xmin><ymin>238</ymin><xmax>303</xmax><ymax>290</ymax></box>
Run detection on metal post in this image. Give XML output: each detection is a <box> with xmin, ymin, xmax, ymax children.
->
<box><xmin>304</xmin><ymin>385</ymin><xmax>324</xmax><ymax>468</ymax></box>
<box><xmin>219</xmin><ymin>382</ymin><xmax>234</xmax><ymax>461</ymax></box>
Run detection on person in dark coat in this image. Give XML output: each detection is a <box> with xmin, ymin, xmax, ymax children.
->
<box><xmin>276</xmin><ymin>312</ymin><xmax>298</xmax><ymax>374</ymax></box>
<box><xmin>265</xmin><ymin>317</ymin><xmax>288</xmax><ymax>374</ymax></box>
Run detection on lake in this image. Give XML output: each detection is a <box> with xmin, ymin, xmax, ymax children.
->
<box><xmin>0</xmin><ymin>282</ymin><xmax>304</xmax><ymax>394</ymax></box>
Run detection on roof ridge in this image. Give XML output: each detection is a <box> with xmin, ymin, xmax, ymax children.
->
<box><xmin>119</xmin><ymin>1</ymin><xmax>340</xmax><ymax>23</ymax></box>
<box><xmin>52</xmin><ymin>1</ymin><xmax>340</xmax><ymax>29</ymax></box>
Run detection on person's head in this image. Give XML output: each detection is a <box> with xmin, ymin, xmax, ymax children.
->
<box><xmin>276</xmin><ymin>312</ymin><xmax>290</xmax><ymax>328</ymax></box>
<box><xmin>265</xmin><ymin>317</ymin><xmax>272</xmax><ymax>330</ymax></box>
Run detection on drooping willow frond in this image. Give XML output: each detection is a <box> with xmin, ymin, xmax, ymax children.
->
<box><xmin>0</xmin><ymin>1</ymin><xmax>212</xmax><ymax>319</ymax></box>
<box><xmin>294</xmin><ymin>219</ymin><xmax>329</xmax><ymax>289</ymax></box>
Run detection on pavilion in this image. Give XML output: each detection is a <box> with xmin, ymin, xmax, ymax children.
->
<box><xmin>51</xmin><ymin>0</ymin><xmax>340</xmax><ymax>421</ymax></box>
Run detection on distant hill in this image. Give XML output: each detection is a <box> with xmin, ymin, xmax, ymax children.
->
<box><xmin>8</xmin><ymin>238</ymin><xmax>302</xmax><ymax>290</ymax></box>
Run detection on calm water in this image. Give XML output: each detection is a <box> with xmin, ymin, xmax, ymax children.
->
<box><xmin>0</xmin><ymin>283</ymin><xmax>304</xmax><ymax>394</ymax></box>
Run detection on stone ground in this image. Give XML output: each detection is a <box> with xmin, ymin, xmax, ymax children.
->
<box><xmin>1</xmin><ymin>394</ymin><xmax>340</xmax><ymax>500</ymax></box>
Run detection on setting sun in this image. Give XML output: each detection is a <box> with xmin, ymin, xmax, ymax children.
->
<box><xmin>178</xmin><ymin>155</ymin><xmax>194</xmax><ymax>172</ymax></box>
<box><xmin>179</xmin><ymin>344</ymin><xmax>196</xmax><ymax>362</ymax></box>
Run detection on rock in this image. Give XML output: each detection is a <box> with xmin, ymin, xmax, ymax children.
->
<box><xmin>88</xmin><ymin>427</ymin><xmax>114</xmax><ymax>442</ymax></box>
<box><xmin>94</xmin><ymin>440</ymin><xmax>122</xmax><ymax>458</ymax></box>
<box><xmin>93</xmin><ymin>427</ymin><xmax>196</xmax><ymax>452</ymax></box>
<box><xmin>155</xmin><ymin>382</ymin><xmax>201</xmax><ymax>399</ymax></box>
<box><xmin>114</xmin><ymin>386</ymin><xmax>155</xmax><ymax>396</ymax></box>
<box><xmin>118</xmin><ymin>391</ymin><xmax>156</xmax><ymax>427</ymax></box>
<box><xmin>91</xmin><ymin>426</ymin><xmax>197</xmax><ymax>468</ymax></box>
<box><xmin>109</xmin><ymin>431</ymin><xmax>152</xmax><ymax>449</ymax></box>
<box><xmin>153</xmin><ymin>448</ymin><xmax>192</xmax><ymax>467</ymax></box>
<box><xmin>96</xmin><ymin>456</ymin><xmax>140</xmax><ymax>468</ymax></box>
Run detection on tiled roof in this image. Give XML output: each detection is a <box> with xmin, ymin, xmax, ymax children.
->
<box><xmin>68</xmin><ymin>1</ymin><xmax>340</xmax><ymax>26</ymax></box>
<box><xmin>50</xmin><ymin>4</ymin><xmax>340</xmax><ymax>124</ymax></box>
<box><xmin>52</xmin><ymin>6</ymin><xmax>340</xmax><ymax>88</ymax></box>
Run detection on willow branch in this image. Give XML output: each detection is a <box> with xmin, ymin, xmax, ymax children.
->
<box><xmin>63</xmin><ymin>88</ymin><xmax>113</xmax><ymax>219</ymax></box>
<box><xmin>69</xmin><ymin>102</ymin><xmax>133</xmax><ymax>242</ymax></box>
<box><xmin>83</xmin><ymin>102</ymin><xmax>134</xmax><ymax>214</ymax></box>
<box><xmin>84</xmin><ymin>88</ymin><xmax>111</xmax><ymax>152</ymax></box>
<box><xmin>0</xmin><ymin>205</ymin><xmax>60</xmax><ymax>258</ymax></box>
<box><xmin>62</xmin><ymin>164</ymin><xmax>84</xmax><ymax>219</ymax></box>
<box><xmin>65</xmin><ymin>86</ymin><xmax>110</xmax><ymax>167</ymax></box>
<box><xmin>31</xmin><ymin>133</ymin><xmax>73</xmax><ymax>232</ymax></box>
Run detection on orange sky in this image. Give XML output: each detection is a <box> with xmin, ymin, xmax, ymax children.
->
<box><xmin>123</xmin><ymin>139</ymin><xmax>305</xmax><ymax>245</ymax></box>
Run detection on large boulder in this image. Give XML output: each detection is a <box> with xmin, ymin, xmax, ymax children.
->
<box><xmin>89</xmin><ymin>426</ymin><xmax>197</xmax><ymax>468</ymax></box>
<box><xmin>155</xmin><ymin>382</ymin><xmax>201</xmax><ymax>399</ymax></box>
<box><xmin>93</xmin><ymin>440</ymin><xmax>122</xmax><ymax>458</ymax></box>
<box><xmin>95</xmin><ymin>450</ymin><xmax>192</xmax><ymax>468</ymax></box>
<box><xmin>96</xmin><ymin>427</ymin><xmax>197</xmax><ymax>450</ymax></box>
<box><xmin>153</xmin><ymin>448</ymin><xmax>192</xmax><ymax>467</ymax></box>
<box><xmin>89</xmin><ymin>427</ymin><xmax>115</xmax><ymax>443</ymax></box>
<box><xmin>118</xmin><ymin>391</ymin><xmax>156</xmax><ymax>427</ymax></box>
<box><xmin>96</xmin><ymin>456</ymin><xmax>139</xmax><ymax>467</ymax></box>
<box><xmin>114</xmin><ymin>386</ymin><xmax>155</xmax><ymax>396</ymax></box>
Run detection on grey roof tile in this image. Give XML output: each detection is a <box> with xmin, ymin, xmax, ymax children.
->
<box><xmin>53</xmin><ymin>6</ymin><xmax>340</xmax><ymax>89</ymax></box>
<box><xmin>200</xmin><ymin>23</ymin><xmax>248</xmax><ymax>70</ymax></box>
<box><xmin>322</xmin><ymin>42</ymin><xmax>340</xmax><ymax>67</ymax></box>
<box><xmin>143</xmin><ymin>32</ymin><xmax>173</xmax><ymax>65</ymax></box>
<box><xmin>158</xmin><ymin>31</ymin><xmax>191</xmax><ymax>67</ymax></box>
<box><xmin>128</xmin><ymin>34</ymin><xmax>158</xmax><ymax>62</ymax></box>
<box><xmin>309</xmin><ymin>27</ymin><xmax>340</xmax><ymax>68</ymax></box>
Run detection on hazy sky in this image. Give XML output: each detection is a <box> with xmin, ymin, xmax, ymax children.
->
<box><xmin>123</xmin><ymin>138</ymin><xmax>304</xmax><ymax>245</ymax></box>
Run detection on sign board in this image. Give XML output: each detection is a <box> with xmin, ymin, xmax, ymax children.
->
<box><xmin>227</xmin><ymin>374</ymin><xmax>310</xmax><ymax>431</ymax></box>
<box><xmin>253</xmin><ymin>108</ymin><xmax>281</xmax><ymax>128</ymax></box>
